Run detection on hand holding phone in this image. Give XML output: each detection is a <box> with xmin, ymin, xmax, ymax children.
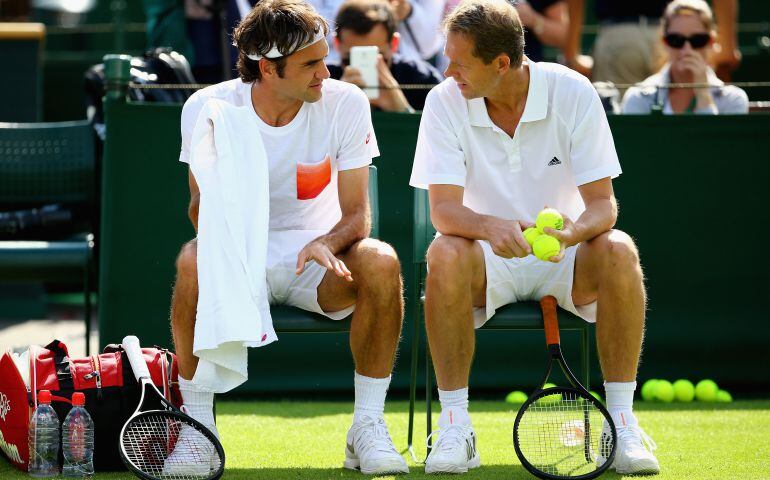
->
<box><xmin>350</xmin><ymin>46</ymin><xmax>379</xmax><ymax>100</ymax></box>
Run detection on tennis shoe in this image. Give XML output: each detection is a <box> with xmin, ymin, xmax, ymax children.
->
<box><xmin>596</xmin><ymin>421</ymin><xmax>659</xmax><ymax>475</ymax></box>
<box><xmin>424</xmin><ymin>424</ymin><xmax>480</xmax><ymax>474</ymax></box>
<box><xmin>162</xmin><ymin>424</ymin><xmax>221</xmax><ymax>477</ymax></box>
<box><xmin>344</xmin><ymin>415</ymin><xmax>409</xmax><ymax>475</ymax></box>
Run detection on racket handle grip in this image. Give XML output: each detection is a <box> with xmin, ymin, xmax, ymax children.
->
<box><xmin>540</xmin><ymin>296</ymin><xmax>560</xmax><ymax>346</ymax></box>
<box><xmin>122</xmin><ymin>335</ymin><xmax>152</xmax><ymax>381</ymax></box>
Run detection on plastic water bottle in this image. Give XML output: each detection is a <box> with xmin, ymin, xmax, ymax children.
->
<box><xmin>61</xmin><ymin>392</ymin><xmax>94</xmax><ymax>478</ymax></box>
<box><xmin>28</xmin><ymin>389</ymin><xmax>60</xmax><ymax>478</ymax></box>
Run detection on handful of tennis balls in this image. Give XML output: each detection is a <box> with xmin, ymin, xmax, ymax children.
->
<box><xmin>640</xmin><ymin>378</ymin><xmax>732</xmax><ymax>403</ymax></box>
<box><xmin>524</xmin><ymin>208</ymin><xmax>564</xmax><ymax>261</ymax></box>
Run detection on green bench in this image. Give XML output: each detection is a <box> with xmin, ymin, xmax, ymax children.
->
<box><xmin>0</xmin><ymin>120</ymin><xmax>96</xmax><ymax>353</ymax></box>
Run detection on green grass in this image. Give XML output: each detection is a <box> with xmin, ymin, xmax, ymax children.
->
<box><xmin>2</xmin><ymin>400</ymin><xmax>769</xmax><ymax>479</ymax></box>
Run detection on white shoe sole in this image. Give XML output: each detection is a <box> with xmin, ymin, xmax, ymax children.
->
<box><xmin>597</xmin><ymin>455</ymin><xmax>660</xmax><ymax>475</ymax></box>
<box><xmin>425</xmin><ymin>455</ymin><xmax>480</xmax><ymax>474</ymax></box>
<box><xmin>343</xmin><ymin>456</ymin><xmax>409</xmax><ymax>475</ymax></box>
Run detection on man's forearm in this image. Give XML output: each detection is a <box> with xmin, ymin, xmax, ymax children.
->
<box><xmin>316</xmin><ymin>207</ymin><xmax>371</xmax><ymax>255</ymax></box>
<box><xmin>189</xmin><ymin>194</ymin><xmax>200</xmax><ymax>233</ymax></box>
<box><xmin>432</xmin><ymin>201</ymin><xmax>499</xmax><ymax>241</ymax></box>
<box><xmin>571</xmin><ymin>197</ymin><xmax>617</xmax><ymax>244</ymax></box>
<box><xmin>564</xmin><ymin>0</ymin><xmax>584</xmax><ymax>60</ymax></box>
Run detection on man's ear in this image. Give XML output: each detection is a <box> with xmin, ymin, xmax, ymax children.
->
<box><xmin>260</xmin><ymin>58</ymin><xmax>276</xmax><ymax>78</ymax></box>
<box><xmin>391</xmin><ymin>32</ymin><xmax>400</xmax><ymax>53</ymax></box>
<box><xmin>496</xmin><ymin>53</ymin><xmax>511</xmax><ymax>74</ymax></box>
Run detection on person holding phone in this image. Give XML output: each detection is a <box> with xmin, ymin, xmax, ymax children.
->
<box><xmin>328</xmin><ymin>0</ymin><xmax>444</xmax><ymax>112</ymax></box>
<box><xmin>621</xmin><ymin>0</ymin><xmax>748</xmax><ymax>114</ymax></box>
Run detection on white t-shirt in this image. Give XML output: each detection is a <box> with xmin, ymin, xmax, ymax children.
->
<box><xmin>410</xmin><ymin>61</ymin><xmax>621</xmax><ymax>224</ymax></box>
<box><xmin>180</xmin><ymin>78</ymin><xmax>379</xmax><ymax>232</ymax></box>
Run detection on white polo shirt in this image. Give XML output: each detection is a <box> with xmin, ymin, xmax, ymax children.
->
<box><xmin>410</xmin><ymin>61</ymin><xmax>621</xmax><ymax>224</ymax></box>
<box><xmin>180</xmin><ymin>78</ymin><xmax>379</xmax><ymax>232</ymax></box>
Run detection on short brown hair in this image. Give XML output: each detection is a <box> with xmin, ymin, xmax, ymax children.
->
<box><xmin>663</xmin><ymin>0</ymin><xmax>715</xmax><ymax>33</ymax></box>
<box><xmin>232</xmin><ymin>0</ymin><xmax>328</xmax><ymax>82</ymax></box>
<box><xmin>335</xmin><ymin>0</ymin><xmax>397</xmax><ymax>41</ymax></box>
<box><xmin>444</xmin><ymin>0</ymin><xmax>524</xmax><ymax>67</ymax></box>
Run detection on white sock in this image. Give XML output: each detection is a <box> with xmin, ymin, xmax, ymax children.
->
<box><xmin>179</xmin><ymin>376</ymin><xmax>219</xmax><ymax>437</ymax></box>
<box><xmin>353</xmin><ymin>372</ymin><xmax>391</xmax><ymax>423</ymax></box>
<box><xmin>438</xmin><ymin>387</ymin><xmax>471</xmax><ymax>427</ymax></box>
<box><xmin>604</xmin><ymin>381</ymin><xmax>638</xmax><ymax>428</ymax></box>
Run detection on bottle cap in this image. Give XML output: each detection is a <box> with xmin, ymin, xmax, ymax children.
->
<box><xmin>72</xmin><ymin>392</ymin><xmax>85</xmax><ymax>406</ymax></box>
<box><xmin>38</xmin><ymin>390</ymin><xmax>51</xmax><ymax>404</ymax></box>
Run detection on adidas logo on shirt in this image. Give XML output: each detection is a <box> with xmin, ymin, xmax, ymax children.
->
<box><xmin>548</xmin><ymin>157</ymin><xmax>561</xmax><ymax>166</ymax></box>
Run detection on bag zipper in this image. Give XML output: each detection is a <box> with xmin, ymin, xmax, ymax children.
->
<box><xmin>83</xmin><ymin>354</ymin><xmax>102</xmax><ymax>400</ymax></box>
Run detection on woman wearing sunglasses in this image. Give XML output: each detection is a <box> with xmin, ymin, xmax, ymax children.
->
<box><xmin>621</xmin><ymin>0</ymin><xmax>748</xmax><ymax>114</ymax></box>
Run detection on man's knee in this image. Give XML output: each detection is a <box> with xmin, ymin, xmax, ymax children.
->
<box><xmin>176</xmin><ymin>239</ymin><xmax>198</xmax><ymax>278</ymax></box>
<box><xmin>426</xmin><ymin>235</ymin><xmax>475</xmax><ymax>280</ymax></box>
<box><xmin>590</xmin><ymin>229</ymin><xmax>641</xmax><ymax>272</ymax></box>
<box><xmin>350</xmin><ymin>238</ymin><xmax>401</xmax><ymax>282</ymax></box>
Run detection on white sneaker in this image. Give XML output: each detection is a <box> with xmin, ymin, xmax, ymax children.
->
<box><xmin>596</xmin><ymin>421</ymin><xmax>660</xmax><ymax>475</ymax></box>
<box><xmin>424</xmin><ymin>424</ymin><xmax>480</xmax><ymax>474</ymax></box>
<box><xmin>344</xmin><ymin>416</ymin><xmax>409</xmax><ymax>475</ymax></box>
<box><xmin>162</xmin><ymin>424</ymin><xmax>221</xmax><ymax>477</ymax></box>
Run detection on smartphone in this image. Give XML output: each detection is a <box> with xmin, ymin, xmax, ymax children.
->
<box><xmin>350</xmin><ymin>46</ymin><xmax>379</xmax><ymax>99</ymax></box>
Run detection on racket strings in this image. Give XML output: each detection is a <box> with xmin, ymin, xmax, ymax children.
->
<box><xmin>122</xmin><ymin>414</ymin><xmax>221</xmax><ymax>480</ymax></box>
<box><xmin>517</xmin><ymin>391</ymin><xmax>612</xmax><ymax>478</ymax></box>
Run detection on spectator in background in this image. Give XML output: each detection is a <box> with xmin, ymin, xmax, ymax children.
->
<box><xmin>309</xmin><ymin>0</ymin><xmax>445</xmax><ymax>63</ymax></box>
<box><xmin>329</xmin><ymin>0</ymin><xmax>443</xmax><ymax>112</ymax></box>
<box><xmin>515</xmin><ymin>0</ymin><xmax>568</xmax><ymax>62</ymax></box>
<box><xmin>622</xmin><ymin>0</ymin><xmax>748</xmax><ymax>114</ymax></box>
<box><xmin>563</xmin><ymin>0</ymin><xmax>740</xmax><ymax>90</ymax></box>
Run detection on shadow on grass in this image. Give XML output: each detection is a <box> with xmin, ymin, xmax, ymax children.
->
<box><xmin>224</xmin><ymin>464</ymin><xmax>534</xmax><ymax>479</ymax></box>
<box><xmin>218</xmin><ymin>399</ymin><xmax>770</xmax><ymax>418</ymax></box>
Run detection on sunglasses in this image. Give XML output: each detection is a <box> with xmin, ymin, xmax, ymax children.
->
<box><xmin>663</xmin><ymin>33</ymin><xmax>711</xmax><ymax>49</ymax></box>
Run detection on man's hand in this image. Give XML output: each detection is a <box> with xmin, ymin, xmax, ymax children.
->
<box><xmin>389</xmin><ymin>0</ymin><xmax>412</xmax><ymax>22</ymax></box>
<box><xmin>542</xmin><ymin>215</ymin><xmax>579</xmax><ymax>263</ymax></box>
<box><xmin>340</xmin><ymin>65</ymin><xmax>366</xmax><ymax>88</ymax></box>
<box><xmin>515</xmin><ymin>1</ymin><xmax>537</xmax><ymax>27</ymax></box>
<box><xmin>296</xmin><ymin>239</ymin><xmax>354</xmax><ymax>282</ymax></box>
<box><xmin>484</xmin><ymin>216</ymin><xmax>535</xmax><ymax>259</ymax></box>
<box><xmin>565</xmin><ymin>54</ymin><xmax>593</xmax><ymax>79</ymax></box>
<box><xmin>370</xmin><ymin>56</ymin><xmax>413</xmax><ymax>113</ymax></box>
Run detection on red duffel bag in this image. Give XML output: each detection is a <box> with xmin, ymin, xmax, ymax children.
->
<box><xmin>0</xmin><ymin>339</ymin><xmax>181</xmax><ymax>471</ymax></box>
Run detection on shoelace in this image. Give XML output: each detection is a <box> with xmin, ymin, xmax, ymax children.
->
<box><xmin>617</xmin><ymin>425</ymin><xmax>657</xmax><ymax>453</ymax></box>
<box><xmin>351</xmin><ymin>416</ymin><xmax>398</xmax><ymax>457</ymax></box>
<box><xmin>426</xmin><ymin>424</ymin><xmax>475</xmax><ymax>455</ymax></box>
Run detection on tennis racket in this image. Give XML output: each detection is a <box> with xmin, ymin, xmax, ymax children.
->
<box><xmin>119</xmin><ymin>335</ymin><xmax>225</xmax><ymax>480</ymax></box>
<box><xmin>512</xmin><ymin>297</ymin><xmax>616</xmax><ymax>480</ymax></box>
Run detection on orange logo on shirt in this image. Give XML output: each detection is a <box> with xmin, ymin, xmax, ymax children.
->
<box><xmin>297</xmin><ymin>155</ymin><xmax>332</xmax><ymax>200</ymax></box>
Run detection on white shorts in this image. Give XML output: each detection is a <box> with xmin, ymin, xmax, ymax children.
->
<box><xmin>475</xmin><ymin>240</ymin><xmax>597</xmax><ymax>328</ymax></box>
<box><xmin>266</xmin><ymin>230</ymin><xmax>355</xmax><ymax>320</ymax></box>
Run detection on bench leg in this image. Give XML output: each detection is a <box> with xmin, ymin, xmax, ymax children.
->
<box><xmin>407</xmin><ymin>269</ymin><xmax>420</xmax><ymax>462</ymax></box>
<box><xmin>581</xmin><ymin>326</ymin><xmax>590</xmax><ymax>389</ymax></box>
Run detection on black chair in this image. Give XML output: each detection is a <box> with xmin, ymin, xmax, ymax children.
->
<box><xmin>0</xmin><ymin>120</ymin><xmax>96</xmax><ymax>354</ymax></box>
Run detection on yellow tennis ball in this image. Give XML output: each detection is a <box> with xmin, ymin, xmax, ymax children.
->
<box><xmin>716</xmin><ymin>390</ymin><xmax>733</xmax><ymax>402</ymax></box>
<box><xmin>506</xmin><ymin>390</ymin><xmax>528</xmax><ymax>404</ymax></box>
<box><xmin>523</xmin><ymin>227</ymin><xmax>542</xmax><ymax>247</ymax></box>
<box><xmin>641</xmin><ymin>379</ymin><xmax>659</xmax><ymax>401</ymax></box>
<box><xmin>533</xmin><ymin>234</ymin><xmax>560</xmax><ymax>261</ymax></box>
<box><xmin>536</xmin><ymin>208</ymin><xmax>564</xmax><ymax>233</ymax></box>
<box><xmin>695</xmin><ymin>380</ymin><xmax>719</xmax><ymax>402</ymax></box>
<box><xmin>655</xmin><ymin>380</ymin><xmax>675</xmax><ymax>403</ymax></box>
<box><xmin>673</xmin><ymin>379</ymin><xmax>695</xmax><ymax>402</ymax></box>
<box><xmin>540</xmin><ymin>383</ymin><xmax>560</xmax><ymax>404</ymax></box>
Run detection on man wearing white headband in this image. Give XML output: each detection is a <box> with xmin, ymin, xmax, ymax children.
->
<box><xmin>171</xmin><ymin>0</ymin><xmax>409</xmax><ymax>474</ymax></box>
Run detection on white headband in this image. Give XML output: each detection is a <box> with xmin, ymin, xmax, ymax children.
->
<box><xmin>244</xmin><ymin>28</ymin><xmax>326</xmax><ymax>61</ymax></box>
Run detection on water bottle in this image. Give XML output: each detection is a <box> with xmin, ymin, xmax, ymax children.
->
<box><xmin>28</xmin><ymin>389</ymin><xmax>60</xmax><ymax>478</ymax></box>
<box><xmin>61</xmin><ymin>392</ymin><xmax>94</xmax><ymax>478</ymax></box>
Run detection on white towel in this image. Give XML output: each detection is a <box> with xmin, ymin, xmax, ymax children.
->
<box><xmin>188</xmin><ymin>98</ymin><xmax>276</xmax><ymax>393</ymax></box>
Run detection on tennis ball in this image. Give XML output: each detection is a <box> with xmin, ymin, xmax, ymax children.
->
<box><xmin>506</xmin><ymin>390</ymin><xmax>528</xmax><ymax>404</ymax></box>
<box><xmin>673</xmin><ymin>379</ymin><xmax>695</xmax><ymax>402</ymax></box>
<box><xmin>590</xmin><ymin>391</ymin><xmax>603</xmax><ymax>402</ymax></box>
<box><xmin>536</xmin><ymin>208</ymin><xmax>564</xmax><ymax>233</ymax></box>
<box><xmin>655</xmin><ymin>380</ymin><xmax>675</xmax><ymax>403</ymax></box>
<box><xmin>695</xmin><ymin>380</ymin><xmax>719</xmax><ymax>402</ymax></box>
<box><xmin>533</xmin><ymin>234</ymin><xmax>560</xmax><ymax>261</ymax></box>
<box><xmin>523</xmin><ymin>227</ymin><xmax>542</xmax><ymax>247</ymax></box>
<box><xmin>540</xmin><ymin>383</ymin><xmax>561</xmax><ymax>404</ymax></box>
<box><xmin>641</xmin><ymin>379</ymin><xmax>659</xmax><ymax>401</ymax></box>
<box><xmin>716</xmin><ymin>390</ymin><xmax>733</xmax><ymax>403</ymax></box>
